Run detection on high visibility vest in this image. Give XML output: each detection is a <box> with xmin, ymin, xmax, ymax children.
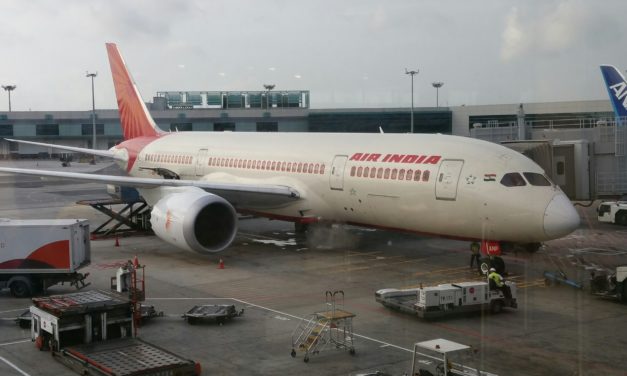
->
<box><xmin>489</xmin><ymin>272</ymin><xmax>504</xmax><ymax>287</ymax></box>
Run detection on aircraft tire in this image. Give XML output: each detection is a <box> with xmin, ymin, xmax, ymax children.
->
<box><xmin>525</xmin><ymin>242</ymin><xmax>542</xmax><ymax>253</ymax></box>
<box><xmin>492</xmin><ymin>257</ymin><xmax>505</xmax><ymax>274</ymax></box>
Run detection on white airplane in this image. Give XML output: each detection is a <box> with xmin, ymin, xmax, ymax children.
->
<box><xmin>0</xmin><ymin>43</ymin><xmax>579</xmax><ymax>268</ymax></box>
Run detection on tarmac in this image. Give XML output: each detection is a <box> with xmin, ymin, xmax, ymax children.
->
<box><xmin>1</xmin><ymin>160</ymin><xmax>626</xmax><ymax>376</ymax></box>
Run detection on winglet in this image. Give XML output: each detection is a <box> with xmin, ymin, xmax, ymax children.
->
<box><xmin>600</xmin><ymin>65</ymin><xmax>627</xmax><ymax>123</ymax></box>
<box><xmin>106</xmin><ymin>43</ymin><xmax>164</xmax><ymax>140</ymax></box>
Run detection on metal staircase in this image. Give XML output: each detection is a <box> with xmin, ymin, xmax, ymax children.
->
<box><xmin>290</xmin><ymin>291</ymin><xmax>356</xmax><ymax>363</ymax></box>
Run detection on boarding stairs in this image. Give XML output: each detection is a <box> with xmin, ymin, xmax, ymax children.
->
<box><xmin>291</xmin><ymin>315</ymin><xmax>330</xmax><ymax>360</ymax></box>
<box><xmin>290</xmin><ymin>290</ymin><xmax>356</xmax><ymax>362</ymax></box>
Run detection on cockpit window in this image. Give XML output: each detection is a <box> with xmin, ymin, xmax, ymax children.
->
<box><xmin>523</xmin><ymin>172</ymin><xmax>551</xmax><ymax>186</ymax></box>
<box><xmin>500</xmin><ymin>172</ymin><xmax>526</xmax><ymax>187</ymax></box>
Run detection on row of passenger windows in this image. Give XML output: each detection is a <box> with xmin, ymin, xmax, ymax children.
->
<box><xmin>208</xmin><ymin>157</ymin><xmax>326</xmax><ymax>175</ymax></box>
<box><xmin>350</xmin><ymin>165</ymin><xmax>431</xmax><ymax>182</ymax></box>
<box><xmin>145</xmin><ymin>154</ymin><xmax>192</xmax><ymax>164</ymax></box>
<box><xmin>500</xmin><ymin>172</ymin><xmax>551</xmax><ymax>187</ymax></box>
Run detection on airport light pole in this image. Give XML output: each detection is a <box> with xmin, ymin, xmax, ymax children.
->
<box><xmin>263</xmin><ymin>84</ymin><xmax>275</xmax><ymax>110</ymax></box>
<box><xmin>432</xmin><ymin>82</ymin><xmax>444</xmax><ymax>108</ymax></box>
<box><xmin>405</xmin><ymin>69</ymin><xmax>419</xmax><ymax>133</ymax></box>
<box><xmin>86</xmin><ymin>72</ymin><xmax>97</xmax><ymax>160</ymax></box>
<box><xmin>2</xmin><ymin>85</ymin><xmax>16</xmax><ymax>112</ymax></box>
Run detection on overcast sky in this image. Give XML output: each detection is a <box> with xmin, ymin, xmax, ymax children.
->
<box><xmin>1</xmin><ymin>0</ymin><xmax>626</xmax><ymax>112</ymax></box>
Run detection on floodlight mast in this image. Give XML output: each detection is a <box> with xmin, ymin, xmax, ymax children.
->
<box><xmin>432</xmin><ymin>82</ymin><xmax>444</xmax><ymax>108</ymax></box>
<box><xmin>405</xmin><ymin>69</ymin><xmax>419</xmax><ymax>133</ymax></box>
<box><xmin>263</xmin><ymin>84</ymin><xmax>275</xmax><ymax>110</ymax></box>
<box><xmin>86</xmin><ymin>72</ymin><xmax>97</xmax><ymax>159</ymax></box>
<box><xmin>2</xmin><ymin>85</ymin><xmax>17</xmax><ymax>112</ymax></box>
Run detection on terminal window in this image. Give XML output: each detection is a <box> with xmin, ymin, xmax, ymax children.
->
<box><xmin>36</xmin><ymin>124</ymin><xmax>59</xmax><ymax>136</ymax></box>
<box><xmin>81</xmin><ymin>124</ymin><xmax>105</xmax><ymax>135</ymax></box>
<box><xmin>214</xmin><ymin>123</ymin><xmax>235</xmax><ymax>132</ymax></box>
<box><xmin>0</xmin><ymin>124</ymin><xmax>13</xmax><ymax>136</ymax></box>
<box><xmin>170</xmin><ymin>123</ymin><xmax>193</xmax><ymax>132</ymax></box>
<box><xmin>257</xmin><ymin>122</ymin><xmax>278</xmax><ymax>132</ymax></box>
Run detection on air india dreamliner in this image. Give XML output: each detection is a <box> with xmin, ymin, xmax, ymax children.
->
<box><xmin>0</xmin><ymin>43</ymin><xmax>580</xmax><ymax>268</ymax></box>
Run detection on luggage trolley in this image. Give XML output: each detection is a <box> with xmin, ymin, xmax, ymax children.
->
<box><xmin>291</xmin><ymin>290</ymin><xmax>356</xmax><ymax>362</ymax></box>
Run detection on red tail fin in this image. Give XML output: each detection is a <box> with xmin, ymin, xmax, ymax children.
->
<box><xmin>106</xmin><ymin>43</ymin><xmax>163</xmax><ymax>140</ymax></box>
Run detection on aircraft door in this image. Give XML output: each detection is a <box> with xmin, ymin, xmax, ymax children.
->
<box><xmin>435</xmin><ymin>159</ymin><xmax>464</xmax><ymax>200</ymax></box>
<box><xmin>195</xmin><ymin>149</ymin><xmax>208</xmax><ymax>176</ymax></box>
<box><xmin>329</xmin><ymin>155</ymin><xmax>348</xmax><ymax>190</ymax></box>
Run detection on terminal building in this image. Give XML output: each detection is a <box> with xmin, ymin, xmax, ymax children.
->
<box><xmin>0</xmin><ymin>89</ymin><xmax>624</xmax><ymax>199</ymax></box>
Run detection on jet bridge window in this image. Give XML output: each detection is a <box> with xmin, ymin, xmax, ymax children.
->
<box><xmin>500</xmin><ymin>172</ymin><xmax>526</xmax><ymax>187</ymax></box>
<box><xmin>523</xmin><ymin>172</ymin><xmax>551</xmax><ymax>186</ymax></box>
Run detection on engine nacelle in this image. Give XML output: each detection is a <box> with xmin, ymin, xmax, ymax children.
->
<box><xmin>150</xmin><ymin>188</ymin><xmax>237</xmax><ymax>253</ymax></box>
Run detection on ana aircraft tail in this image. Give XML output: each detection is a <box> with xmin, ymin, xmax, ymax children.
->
<box><xmin>600</xmin><ymin>65</ymin><xmax>627</xmax><ymax>121</ymax></box>
<box><xmin>106</xmin><ymin>43</ymin><xmax>164</xmax><ymax>140</ymax></box>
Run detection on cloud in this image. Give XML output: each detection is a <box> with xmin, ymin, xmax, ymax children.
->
<box><xmin>500</xmin><ymin>1</ymin><xmax>596</xmax><ymax>62</ymax></box>
<box><xmin>501</xmin><ymin>7</ymin><xmax>525</xmax><ymax>61</ymax></box>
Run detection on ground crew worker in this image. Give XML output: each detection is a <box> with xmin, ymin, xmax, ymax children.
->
<box><xmin>488</xmin><ymin>268</ymin><xmax>511</xmax><ymax>300</ymax></box>
<box><xmin>470</xmin><ymin>243</ymin><xmax>481</xmax><ymax>270</ymax></box>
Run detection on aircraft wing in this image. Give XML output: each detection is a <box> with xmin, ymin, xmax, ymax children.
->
<box><xmin>0</xmin><ymin>167</ymin><xmax>300</xmax><ymax>208</ymax></box>
<box><xmin>4</xmin><ymin>138</ymin><xmax>123</xmax><ymax>161</ymax></box>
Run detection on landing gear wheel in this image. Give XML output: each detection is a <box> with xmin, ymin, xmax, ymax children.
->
<box><xmin>620</xmin><ymin>282</ymin><xmax>627</xmax><ymax>303</ymax></box>
<box><xmin>492</xmin><ymin>257</ymin><xmax>505</xmax><ymax>274</ymax></box>
<box><xmin>295</xmin><ymin>223</ymin><xmax>309</xmax><ymax>234</ymax></box>
<box><xmin>617</xmin><ymin>212</ymin><xmax>627</xmax><ymax>226</ymax></box>
<box><xmin>290</xmin><ymin>349</ymin><xmax>296</xmax><ymax>358</ymax></box>
<box><xmin>525</xmin><ymin>242</ymin><xmax>542</xmax><ymax>253</ymax></box>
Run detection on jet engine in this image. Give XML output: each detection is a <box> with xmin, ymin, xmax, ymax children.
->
<box><xmin>150</xmin><ymin>187</ymin><xmax>237</xmax><ymax>253</ymax></box>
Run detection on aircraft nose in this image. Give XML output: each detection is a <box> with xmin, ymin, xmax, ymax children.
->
<box><xmin>543</xmin><ymin>193</ymin><xmax>580</xmax><ymax>238</ymax></box>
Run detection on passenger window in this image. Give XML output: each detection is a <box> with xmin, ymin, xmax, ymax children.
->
<box><xmin>377</xmin><ymin>168</ymin><xmax>383</xmax><ymax>179</ymax></box>
<box><xmin>523</xmin><ymin>172</ymin><xmax>551</xmax><ymax>186</ymax></box>
<box><xmin>414</xmin><ymin>170</ymin><xmax>421</xmax><ymax>181</ymax></box>
<box><xmin>370</xmin><ymin>167</ymin><xmax>376</xmax><ymax>178</ymax></box>
<box><xmin>384</xmin><ymin>168</ymin><xmax>390</xmax><ymax>179</ymax></box>
<box><xmin>500</xmin><ymin>172</ymin><xmax>526</xmax><ymax>187</ymax></box>
<box><xmin>422</xmin><ymin>170</ymin><xmax>430</xmax><ymax>182</ymax></box>
<box><xmin>363</xmin><ymin>167</ymin><xmax>369</xmax><ymax>177</ymax></box>
<box><xmin>391</xmin><ymin>169</ymin><xmax>398</xmax><ymax>180</ymax></box>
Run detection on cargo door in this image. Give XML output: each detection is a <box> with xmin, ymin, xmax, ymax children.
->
<box><xmin>75</xmin><ymin>221</ymin><xmax>91</xmax><ymax>268</ymax></box>
<box><xmin>329</xmin><ymin>155</ymin><xmax>348</xmax><ymax>190</ymax></box>
<box><xmin>435</xmin><ymin>159</ymin><xmax>464</xmax><ymax>200</ymax></box>
<box><xmin>195</xmin><ymin>149</ymin><xmax>208</xmax><ymax>176</ymax></box>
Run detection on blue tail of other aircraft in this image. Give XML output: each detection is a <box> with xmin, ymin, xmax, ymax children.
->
<box><xmin>600</xmin><ymin>65</ymin><xmax>627</xmax><ymax>122</ymax></box>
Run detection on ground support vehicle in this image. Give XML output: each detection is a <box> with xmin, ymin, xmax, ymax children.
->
<box><xmin>375</xmin><ymin>281</ymin><xmax>517</xmax><ymax>319</ymax></box>
<box><xmin>0</xmin><ymin>219</ymin><xmax>91</xmax><ymax>297</ymax></box>
<box><xmin>56</xmin><ymin>338</ymin><xmax>200</xmax><ymax>376</ymax></box>
<box><xmin>182</xmin><ymin>304</ymin><xmax>244</xmax><ymax>325</ymax></box>
<box><xmin>30</xmin><ymin>290</ymin><xmax>133</xmax><ymax>351</ymax></box>
<box><xmin>590</xmin><ymin>266</ymin><xmax>627</xmax><ymax>303</ymax></box>
<box><xmin>597</xmin><ymin>197</ymin><xmax>627</xmax><ymax>225</ymax></box>
<box><xmin>29</xmin><ymin>289</ymin><xmax>199</xmax><ymax>375</ymax></box>
<box><xmin>410</xmin><ymin>338</ymin><xmax>498</xmax><ymax>376</ymax></box>
<box><xmin>291</xmin><ymin>290</ymin><xmax>356</xmax><ymax>362</ymax></box>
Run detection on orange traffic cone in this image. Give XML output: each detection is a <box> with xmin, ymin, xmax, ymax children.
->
<box><xmin>218</xmin><ymin>259</ymin><xmax>225</xmax><ymax>269</ymax></box>
<box><xmin>115</xmin><ymin>237</ymin><xmax>120</xmax><ymax>247</ymax></box>
<box><xmin>133</xmin><ymin>255</ymin><xmax>139</xmax><ymax>268</ymax></box>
